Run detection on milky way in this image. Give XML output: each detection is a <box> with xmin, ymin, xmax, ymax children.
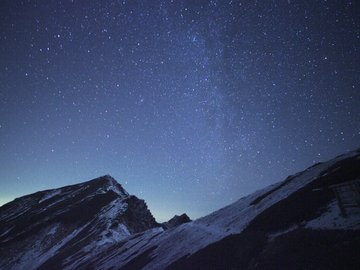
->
<box><xmin>0</xmin><ymin>0</ymin><xmax>359</xmax><ymax>220</ymax></box>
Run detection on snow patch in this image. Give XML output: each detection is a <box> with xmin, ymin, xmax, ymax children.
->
<box><xmin>268</xmin><ymin>224</ymin><xmax>299</xmax><ymax>241</ymax></box>
<box><xmin>94</xmin><ymin>198</ymin><xmax>130</xmax><ymax>245</ymax></box>
<box><xmin>11</xmin><ymin>223</ymin><xmax>89</xmax><ymax>270</ymax></box>
<box><xmin>61</xmin><ymin>198</ymin><xmax>131</xmax><ymax>270</ymax></box>
<box><xmin>0</xmin><ymin>199</ymin><xmax>33</xmax><ymax>222</ymax></box>
<box><xmin>39</xmin><ymin>190</ymin><xmax>62</xmax><ymax>203</ymax></box>
<box><xmin>306</xmin><ymin>200</ymin><xmax>360</xmax><ymax>230</ymax></box>
<box><xmin>89</xmin><ymin>177</ymin><xmax>129</xmax><ymax>198</ymax></box>
<box><xmin>105</xmin><ymin>176</ymin><xmax>129</xmax><ymax>197</ymax></box>
<box><xmin>47</xmin><ymin>224</ymin><xmax>59</xmax><ymax>235</ymax></box>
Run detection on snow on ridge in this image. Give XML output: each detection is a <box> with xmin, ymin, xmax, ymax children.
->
<box><xmin>61</xmin><ymin>198</ymin><xmax>132</xmax><ymax>270</ymax></box>
<box><xmin>92</xmin><ymin>227</ymin><xmax>164</xmax><ymax>270</ymax></box>
<box><xmin>0</xmin><ymin>226</ymin><xmax>14</xmax><ymax>243</ymax></box>
<box><xmin>106</xmin><ymin>182</ymin><xmax>129</xmax><ymax>197</ymax></box>
<box><xmin>8</xmin><ymin>222</ymin><xmax>88</xmax><ymax>270</ymax></box>
<box><xmin>0</xmin><ymin>226</ymin><xmax>13</xmax><ymax>238</ymax></box>
<box><xmin>97</xmin><ymin>197</ymin><xmax>129</xmax><ymax>242</ymax></box>
<box><xmin>0</xmin><ymin>198</ymin><xmax>34</xmax><ymax>223</ymax></box>
<box><xmin>138</xmin><ymin>150</ymin><xmax>360</xmax><ymax>269</ymax></box>
<box><xmin>87</xmin><ymin>175</ymin><xmax>129</xmax><ymax>198</ymax></box>
<box><xmin>104</xmin><ymin>175</ymin><xmax>129</xmax><ymax>197</ymax></box>
<box><xmin>39</xmin><ymin>190</ymin><xmax>62</xmax><ymax>203</ymax></box>
<box><xmin>2</xmin><ymin>150</ymin><xmax>358</xmax><ymax>270</ymax></box>
<box><xmin>196</xmin><ymin>149</ymin><xmax>360</xmax><ymax>233</ymax></box>
<box><xmin>268</xmin><ymin>224</ymin><xmax>299</xmax><ymax>241</ymax></box>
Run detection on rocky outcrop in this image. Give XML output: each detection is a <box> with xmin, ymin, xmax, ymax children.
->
<box><xmin>120</xmin><ymin>195</ymin><xmax>160</xmax><ymax>233</ymax></box>
<box><xmin>162</xmin><ymin>214</ymin><xmax>191</xmax><ymax>230</ymax></box>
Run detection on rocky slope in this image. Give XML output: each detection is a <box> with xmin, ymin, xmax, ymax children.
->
<box><xmin>1</xmin><ymin>149</ymin><xmax>360</xmax><ymax>270</ymax></box>
<box><xmin>0</xmin><ymin>175</ymin><xmax>159</xmax><ymax>270</ymax></box>
<box><xmin>167</xmin><ymin>150</ymin><xmax>360</xmax><ymax>270</ymax></box>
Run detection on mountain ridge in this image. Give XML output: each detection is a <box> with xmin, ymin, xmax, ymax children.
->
<box><xmin>1</xmin><ymin>148</ymin><xmax>360</xmax><ymax>269</ymax></box>
<box><xmin>0</xmin><ymin>174</ymin><xmax>160</xmax><ymax>270</ymax></box>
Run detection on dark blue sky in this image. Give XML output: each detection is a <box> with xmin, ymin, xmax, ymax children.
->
<box><xmin>0</xmin><ymin>0</ymin><xmax>359</xmax><ymax>221</ymax></box>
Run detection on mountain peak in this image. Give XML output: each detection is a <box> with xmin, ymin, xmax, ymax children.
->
<box><xmin>102</xmin><ymin>174</ymin><xmax>117</xmax><ymax>183</ymax></box>
<box><xmin>0</xmin><ymin>174</ymin><xmax>160</xmax><ymax>269</ymax></box>
<box><xmin>85</xmin><ymin>175</ymin><xmax>129</xmax><ymax>198</ymax></box>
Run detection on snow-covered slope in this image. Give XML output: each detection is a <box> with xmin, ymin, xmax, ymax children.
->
<box><xmin>99</xmin><ymin>149</ymin><xmax>360</xmax><ymax>270</ymax></box>
<box><xmin>0</xmin><ymin>175</ymin><xmax>159</xmax><ymax>270</ymax></box>
<box><xmin>166</xmin><ymin>149</ymin><xmax>360</xmax><ymax>270</ymax></box>
<box><xmin>1</xmin><ymin>149</ymin><xmax>360</xmax><ymax>270</ymax></box>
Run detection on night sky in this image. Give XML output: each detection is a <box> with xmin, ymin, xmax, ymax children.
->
<box><xmin>0</xmin><ymin>0</ymin><xmax>359</xmax><ymax>221</ymax></box>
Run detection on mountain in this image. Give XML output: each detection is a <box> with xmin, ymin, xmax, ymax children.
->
<box><xmin>0</xmin><ymin>175</ymin><xmax>160</xmax><ymax>270</ymax></box>
<box><xmin>1</xmin><ymin>149</ymin><xmax>360</xmax><ymax>269</ymax></box>
<box><xmin>161</xmin><ymin>214</ymin><xmax>191</xmax><ymax>230</ymax></box>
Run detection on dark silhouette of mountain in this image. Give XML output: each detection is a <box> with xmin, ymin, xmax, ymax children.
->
<box><xmin>1</xmin><ymin>149</ymin><xmax>360</xmax><ymax>270</ymax></box>
<box><xmin>162</xmin><ymin>214</ymin><xmax>191</xmax><ymax>230</ymax></box>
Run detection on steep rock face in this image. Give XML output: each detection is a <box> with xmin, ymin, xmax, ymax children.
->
<box><xmin>162</xmin><ymin>214</ymin><xmax>191</xmax><ymax>230</ymax></box>
<box><xmin>120</xmin><ymin>195</ymin><xmax>160</xmax><ymax>234</ymax></box>
<box><xmin>0</xmin><ymin>175</ymin><xmax>159</xmax><ymax>270</ymax></box>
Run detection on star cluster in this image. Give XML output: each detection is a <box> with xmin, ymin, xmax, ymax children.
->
<box><xmin>0</xmin><ymin>0</ymin><xmax>359</xmax><ymax>221</ymax></box>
